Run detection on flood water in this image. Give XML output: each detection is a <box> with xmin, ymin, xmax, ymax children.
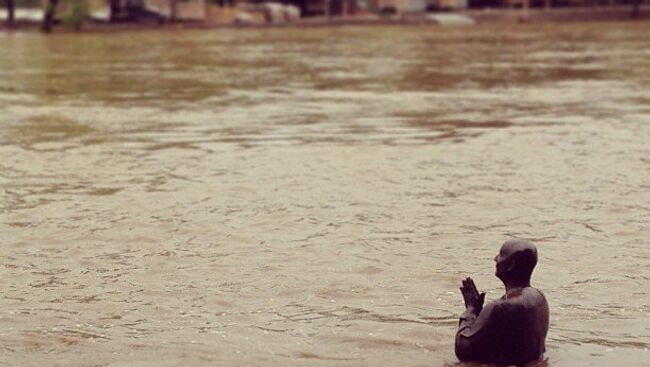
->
<box><xmin>1</xmin><ymin>22</ymin><xmax>649</xmax><ymax>366</ymax></box>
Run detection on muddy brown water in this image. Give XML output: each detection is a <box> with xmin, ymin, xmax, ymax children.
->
<box><xmin>1</xmin><ymin>22</ymin><xmax>649</xmax><ymax>366</ymax></box>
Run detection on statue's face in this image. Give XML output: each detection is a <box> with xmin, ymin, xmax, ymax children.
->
<box><xmin>494</xmin><ymin>245</ymin><xmax>514</xmax><ymax>280</ymax></box>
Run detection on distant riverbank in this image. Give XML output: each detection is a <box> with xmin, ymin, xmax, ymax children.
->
<box><xmin>1</xmin><ymin>5</ymin><xmax>648</xmax><ymax>32</ymax></box>
<box><xmin>464</xmin><ymin>5</ymin><xmax>648</xmax><ymax>24</ymax></box>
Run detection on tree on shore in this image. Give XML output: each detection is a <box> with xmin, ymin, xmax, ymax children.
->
<box><xmin>632</xmin><ymin>0</ymin><xmax>640</xmax><ymax>19</ymax></box>
<box><xmin>109</xmin><ymin>0</ymin><xmax>120</xmax><ymax>22</ymax></box>
<box><xmin>4</xmin><ymin>0</ymin><xmax>15</xmax><ymax>26</ymax></box>
<box><xmin>42</xmin><ymin>0</ymin><xmax>59</xmax><ymax>32</ymax></box>
<box><xmin>170</xmin><ymin>0</ymin><xmax>177</xmax><ymax>21</ymax></box>
<box><xmin>66</xmin><ymin>0</ymin><xmax>86</xmax><ymax>30</ymax></box>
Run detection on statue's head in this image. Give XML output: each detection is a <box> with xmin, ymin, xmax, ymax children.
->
<box><xmin>494</xmin><ymin>239</ymin><xmax>538</xmax><ymax>285</ymax></box>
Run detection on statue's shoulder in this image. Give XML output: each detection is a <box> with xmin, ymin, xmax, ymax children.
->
<box><xmin>525</xmin><ymin>287</ymin><xmax>548</xmax><ymax>304</ymax></box>
<box><xmin>516</xmin><ymin>287</ymin><xmax>549</xmax><ymax>312</ymax></box>
<box><xmin>500</xmin><ymin>287</ymin><xmax>547</xmax><ymax>310</ymax></box>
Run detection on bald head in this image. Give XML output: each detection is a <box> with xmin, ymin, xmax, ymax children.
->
<box><xmin>495</xmin><ymin>239</ymin><xmax>538</xmax><ymax>285</ymax></box>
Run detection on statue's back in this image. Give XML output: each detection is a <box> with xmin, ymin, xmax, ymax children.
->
<box><xmin>501</xmin><ymin>287</ymin><xmax>549</xmax><ymax>365</ymax></box>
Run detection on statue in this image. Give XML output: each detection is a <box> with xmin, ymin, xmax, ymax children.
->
<box><xmin>455</xmin><ymin>239</ymin><xmax>549</xmax><ymax>365</ymax></box>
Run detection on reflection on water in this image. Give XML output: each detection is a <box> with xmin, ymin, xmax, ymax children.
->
<box><xmin>1</xmin><ymin>22</ymin><xmax>650</xmax><ymax>366</ymax></box>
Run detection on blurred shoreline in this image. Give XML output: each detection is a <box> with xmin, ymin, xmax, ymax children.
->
<box><xmin>1</xmin><ymin>5</ymin><xmax>649</xmax><ymax>32</ymax></box>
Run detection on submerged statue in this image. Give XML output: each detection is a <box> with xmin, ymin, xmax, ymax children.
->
<box><xmin>455</xmin><ymin>239</ymin><xmax>549</xmax><ymax>365</ymax></box>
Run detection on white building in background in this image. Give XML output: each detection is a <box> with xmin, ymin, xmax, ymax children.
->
<box><xmin>0</xmin><ymin>8</ymin><xmax>43</xmax><ymax>21</ymax></box>
<box><xmin>144</xmin><ymin>0</ymin><xmax>207</xmax><ymax>20</ymax></box>
<box><xmin>32</xmin><ymin>0</ymin><xmax>207</xmax><ymax>22</ymax></box>
<box><xmin>406</xmin><ymin>0</ymin><xmax>428</xmax><ymax>11</ymax></box>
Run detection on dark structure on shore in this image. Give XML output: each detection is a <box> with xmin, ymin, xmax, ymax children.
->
<box><xmin>4</xmin><ymin>0</ymin><xmax>15</xmax><ymax>25</ymax></box>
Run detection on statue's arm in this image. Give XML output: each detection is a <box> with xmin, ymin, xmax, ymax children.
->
<box><xmin>455</xmin><ymin>302</ymin><xmax>502</xmax><ymax>361</ymax></box>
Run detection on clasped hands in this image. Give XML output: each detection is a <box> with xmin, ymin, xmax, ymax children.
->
<box><xmin>460</xmin><ymin>277</ymin><xmax>486</xmax><ymax>315</ymax></box>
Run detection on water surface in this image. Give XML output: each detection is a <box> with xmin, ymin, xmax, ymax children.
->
<box><xmin>1</xmin><ymin>23</ymin><xmax>649</xmax><ymax>366</ymax></box>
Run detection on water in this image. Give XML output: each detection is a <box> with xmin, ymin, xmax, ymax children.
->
<box><xmin>1</xmin><ymin>23</ymin><xmax>649</xmax><ymax>366</ymax></box>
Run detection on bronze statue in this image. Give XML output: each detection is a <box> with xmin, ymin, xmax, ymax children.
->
<box><xmin>455</xmin><ymin>239</ymin><xmax>549</xmax><ymax>365</ymax></box>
